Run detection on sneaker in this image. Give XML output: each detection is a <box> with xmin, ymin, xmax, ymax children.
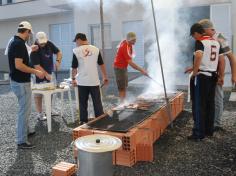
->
<box><xmin>205</xmin><ymin>133</ymin><xmax>213</xmax><ymax>137</ymax></box>
<box><xmin>37</xmin><ymin>112</ymin><xmax>47</xmax><ymax>121</ymax></box>
<box><xmin>79</xmin><ymin>121</ymin><xmax>86</xmax><ymax>126</ymax></box>
<box><xmin>28</xmin><ymin>131</ymin><xmax>36</xmax><ymax>137</ymax></box>
<box><xmin>187</xmin><ymin>135</ymin><xmax>204</xmax><ymax>142</ymax></box>
<box><xmin>17</xmin><ymin>142</ymin><xmax>35</xmax><ymax>149</ymax></box>
<box><xmin>51</xmin><ymin>109</ymin><xmax>60</xmax><ymax>116</ymax></box>
<box><xmin>214</xmin><ymin>126</ymin><xmax>224</xmax><ymax>132</ymax></box>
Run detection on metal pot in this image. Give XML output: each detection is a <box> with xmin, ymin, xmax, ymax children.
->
<box><xmin>75</xmin><ymin>134</ymin><xmax>122</xmax><ymax>176</ymax></box>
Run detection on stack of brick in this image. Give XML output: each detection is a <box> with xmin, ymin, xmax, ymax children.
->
<box><xmin>71</xmin><ymin>92</ymin><xmax>184</xmax><ymax>167</ymax></box>
<box><xmin>52</xmin><ymin>162</ymin><xmax>77</xmax><ymax>176</ymax></box>
<box><xmin>136</xmin><ymin>128</ymin><xmax>154</xmax><ymax>161</ymax></box>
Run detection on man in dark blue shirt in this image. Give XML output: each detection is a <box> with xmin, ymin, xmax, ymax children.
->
<box><xmin>30</xmin><ymin>31</ymin><xmax>62</xmax><ymax>120</ymax></box>
<box><xmin>8</xmin><ymin>21</ymin><xmax>44</xmax><ymax>149</ymax></box>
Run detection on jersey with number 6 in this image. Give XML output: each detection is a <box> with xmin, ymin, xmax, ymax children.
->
<box><xmin>194</xmin><ymin>36</ymin><xmax>223</xmax><ymax>75</ymax></box>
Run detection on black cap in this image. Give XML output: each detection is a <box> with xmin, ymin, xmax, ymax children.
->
<box><xmin>190</xmin><ymin>23</ymin><xmax>204</xmax><ymax>36</ymax></box>
<box><xmin>73</xmin><ymin>33</ymin><xmax>87</xmax><ymax>42</ymax></box>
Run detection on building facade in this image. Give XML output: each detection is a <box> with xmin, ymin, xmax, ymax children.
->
<box><xmin>0</xmin><ymin>0</ymin><xmax>235</xmax><ymax>75</ymax></box>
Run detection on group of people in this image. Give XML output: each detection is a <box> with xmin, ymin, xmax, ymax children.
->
<box><xmin>7</xmin><ymin>18</ymin><xmax>235</xmax><ymax>150</ymax></box>
<box><xmin>7</xmin><ymin>21</ymin><xmax>63</xmax><ymax>149</ymax></box>
<box><xmin>186</xmin><ymin>19</ymin><xmax>236</xmax><ymax>141</ymax></box>
<box><xmin>7</xmin><ymin>21</ymin><xmax>147</xmax><ymax>149</ymax></box>
<box><xmin>71</xmin><ymin>31</ymin><xmax>149</xmax><ymax>124</ymax></box>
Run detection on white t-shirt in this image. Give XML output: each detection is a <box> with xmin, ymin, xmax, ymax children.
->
<box><xmin>73</xmin><ymin>45</ymin><xmax>101</xmax><ymax>86</ymax></box>
<box><xmin>194</xmin><ymin>36</ymin><xmax>223</xmax><ymax>76</ymax></box>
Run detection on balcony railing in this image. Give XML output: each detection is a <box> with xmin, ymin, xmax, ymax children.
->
<box><xmin>0</xmin><ymin>0</ymin><xmax>37</xmax><ymax>6</ymax></box>
<box><xmin>0</xmin><ymin>0</ymin><xmax>69</xmax><ymax>21</ymax></box>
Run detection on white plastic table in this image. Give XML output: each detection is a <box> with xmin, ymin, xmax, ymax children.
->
<box><xmin>32</xmin><ymin>86</ymin><xmax>75</xmax><ymax>132</ymax></box>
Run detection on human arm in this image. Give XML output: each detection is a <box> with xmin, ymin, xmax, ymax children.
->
<box><xmin>31</xmin><ymin>44</ymin><xmax>39</xmax><ymax>52</ymax></box>
<box><xmin>184</xmin><ymin>66</ymin><xmax>193</xmax><ymax>74</ymax></box>
<box><xmin>192</xmin><ymin>40</ymin><xmax>204</xmax><ymax>77</ymax></box>
<box><xmin>192</xmin><ymin>51</ymin><xmax>203</xmax><ymax>76</ymax></box>
<box><xmin>217</xmin><ymin>33</ymin><xmax>236</xmax><ymax>84</ymax></box>
<box><xmin>15</xmin><ymin>43</ymin><xmax>44</xmax><ymax>78</ymax></box>
<box><xmin>34</xmin><ymin>65</ymin><xmax>51</xmax><ymax>80</ymax></box>
<box><xmin>99</xmin><ymin>64</ymin><xmax>109</xmax><ymax>85</ymax></box>
<box><xmin>97</xmin><ymin>52</ymin><xmax>108</xmax><ymax>85</ymax></box>
<box><xmin>226</xmin><ymin>52</ymin><xmax>236</xmax><ymax>84</ymax></box>
<box><xmin>71</xmin><ymin>53</ymin><xmax>78</xmax><ymax>86</ymax></box>
<box><xmin>49</xmin><ymin>41</ymin><xmax>62</xmax><ymax>70</ymax></box>
<box><xmin>217</xmin><ymin>55</ymin><xmax>226</xmax><ymax>85</ymax></box>
<box><xmin>128</xmin><ymin>60</ymin><xmax>148</xmax><ymax>76</ymax></box>
<box><xmin>55</xmin><ymin>51</ymin><xmax>62</xmax><ymax>70</ymax></box>
<box><xmin>15</xmin><ymin>59</ymin><xmax>44</xmax><ymax>79</ymax></box>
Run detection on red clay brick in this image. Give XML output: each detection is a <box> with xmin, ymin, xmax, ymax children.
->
<box><xmin>72</xmin><ymin>127</ymin><xmax>93</xmax><ymax>140</ymax></box>
<box><xmin>136</xmin><ymin>143</ymin><xmax>153</xmax><ymax>162</ymax></box>
<box><xmin>52</xmin><ymin>162</ymin><xmax>76</xmax><ymax>176</ymax></box>
<box><xmin>115</xmin><ymin>149</ymin><xmax>136</xmax><ymax>167</ymax></box>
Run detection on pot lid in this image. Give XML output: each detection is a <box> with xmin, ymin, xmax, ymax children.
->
<box><xmin>75</xmin><ymin>134</ymin><xmax>122</xmax><ymax>153</ymax></box>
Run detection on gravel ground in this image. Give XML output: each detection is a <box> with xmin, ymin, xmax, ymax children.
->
<box><xmin>0</xmin><ymin>81</ymin><xmax>235</xmax><ymax>176</ymax></box>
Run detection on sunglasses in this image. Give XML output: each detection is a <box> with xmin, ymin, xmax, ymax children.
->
<box><xmin>27</xmin><ymin>30</ymin><xmax>32</xmax><ymax>34</ymax></box>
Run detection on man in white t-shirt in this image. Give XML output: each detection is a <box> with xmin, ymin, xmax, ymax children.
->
<box><xmin>71</xmin><ymin>33</ymin><xmax>108</xmax><ymax>125</ymax></box>
<box><xmin>198</xmin><ymin>19</ymin><xmax>236</xmax><ymax>131</ymax></box>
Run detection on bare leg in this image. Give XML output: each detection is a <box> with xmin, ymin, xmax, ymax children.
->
<box><xmin>119</xmin><ymin>89</ymin><xmax>126</xmax><ymax>103</ymax></box>
<box><xmin>34</xmin><ymin>96</ymin><xmax>43</xmax><ymax>113</ymax></box>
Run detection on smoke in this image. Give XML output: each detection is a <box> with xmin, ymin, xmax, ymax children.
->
<box><xmin>71</xmin><ymin>0</ymin><xmax>190</xmax><ymax>95</ymax></box>
<box><xmin>140</xmin><ymin>0</ymin><xmax>189</xmax><ymax>96</ymax></box>
<box><xmin>45</xmin><ymin>0</ymin><xmax>213</xmax><ymax>98</ymax></box>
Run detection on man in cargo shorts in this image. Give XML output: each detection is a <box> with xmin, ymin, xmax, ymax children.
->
<box><xmin>113</xmin><ymin>32</ymin><xmax>148</xmax><ymax>103</ymax></box>
<box><xmin>198</xmin><ymin>19</ymin><xmax>236</xmax><ymax>131</ymax></box>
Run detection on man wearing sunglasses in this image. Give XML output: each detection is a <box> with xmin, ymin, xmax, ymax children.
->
<box><xmin>7</xmin><ymin>21</ymin><xmax>44</xmax><ymax>149</ymax></box>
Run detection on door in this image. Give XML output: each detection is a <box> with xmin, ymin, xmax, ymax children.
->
<box><xmin>123</xmin><ymin>21</ymin><xmax>144</xmax><ymax>72</ymax></box>
<box><xmin>50</xmin><ymin>23</ymin><xmax>74</xmax><ymax>70</ymax></box>
<box><xmin>210</xmin><ymin>3</ymin><xmax>232</xmax><ymax>73</ymax></box>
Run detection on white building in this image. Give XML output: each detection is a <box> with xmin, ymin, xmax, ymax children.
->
<box><xmin>0</xmin><ymin>0</ymin><xmax>235</xmax><ymax>76</ymax></box>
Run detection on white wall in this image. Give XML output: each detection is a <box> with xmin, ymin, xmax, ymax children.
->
<box><xmin>182</xmin><ymin>0</ymin><xmax>230</xmax><ymax>6</ymax></box>
<box><xmin>73</xmin><ymin>3</ymin><xmax>145</xmax><ymax>42</ymax></box>
<box><xmin>0</xmin><ymin>11</ymin><xmax>73</xmax><ymax>48</ymax></box>
<box><xmin>231</xmin><ymin>0</ymin><xmax>236</xmax><ymax>52</ymax></box>
<box><xmin>0</xmin><ymin>0</ymin><xmax>68</xmax><ymax>21</ymax></box>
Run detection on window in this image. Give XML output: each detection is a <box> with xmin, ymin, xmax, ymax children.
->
<box><xmin>7</xmin><ymin>0</ymin><xmax>12</xmax><ymax>4</ymax></box>
<box><xmin>50</xmin><ymin>23</ymin><xmax>74</xmax><ymax>70</ymax></box>
<box><xmin>89</xmin><ymin>24</ymin><xmax>112</xmax><ymax>49</ymax></box>
<box><xmin>0</xmin><ymin>0</ymin><xmax>14</xmax><ymax>5</ymax></box>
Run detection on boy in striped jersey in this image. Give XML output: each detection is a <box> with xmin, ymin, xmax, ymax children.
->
<box><xmin>187</xmin><ymin>23</ymin><xmax>225</xmax><ymax>141</ymax></box>
<box><xmin>198</xmin><ymin>19</ymin><xmax>236</xmax><ymax>132</ymax></box>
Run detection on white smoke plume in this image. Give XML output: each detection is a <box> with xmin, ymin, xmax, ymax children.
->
<box><xmin>45</xmin><ymin>0</ymin><xmax>223</xmax><ymax>98</ymax></box>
